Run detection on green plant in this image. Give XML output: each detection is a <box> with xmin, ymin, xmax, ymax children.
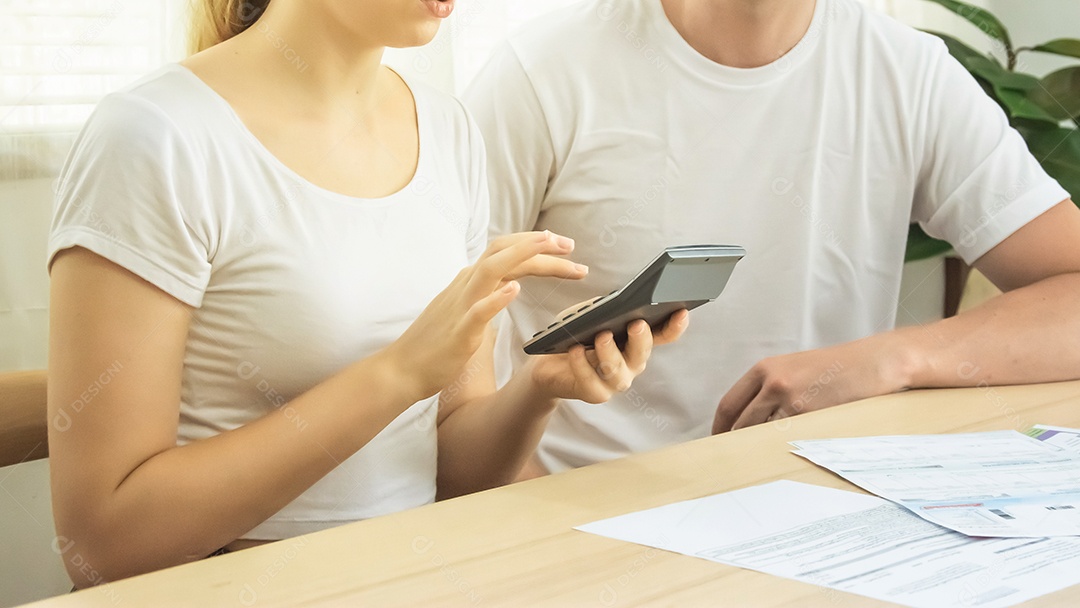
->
<box><xmin>905</xmin><ymin>0</ymin><xmax>1080</xmax><ymax>261</ymax></box>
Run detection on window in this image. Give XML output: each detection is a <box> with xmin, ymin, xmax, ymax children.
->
<box><xmin>1</xmin><ymin>0</ymin><xmax>186</xmax><ymax>179</ymax></box>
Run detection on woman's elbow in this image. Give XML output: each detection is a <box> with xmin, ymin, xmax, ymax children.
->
<box><xmin>53</xmin><ymin>511</ymin><xmax>165</xmax><ymax>588</ymax></box>
<box><xmin>53</xmin><ymin>524</ymin><xmax>123</xmax><ymax>589</ymax></box>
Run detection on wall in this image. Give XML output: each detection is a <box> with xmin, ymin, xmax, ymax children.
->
<box><xmin>0</xmin><ymin>460</ymin><xmax>66</xmax><ymax>606</ymax></box>
<box><xmin>990</xmin><ymin>0</ymin><xmax>1080</xmax><ymax>77</ymax></box>
<box><xmin>0</xmin><ymin>178</ymin><xmax>52</xmax><ymax>373</ymax></box>
<box><xmin>0</xmin><ymin>180</ymin><xmax>65</xmax><ymax>607</ymax></box>
<box><xmin>915</xmin><ymin>0</ymin><xmax>1080</xmax><ymax>77</ymax></box>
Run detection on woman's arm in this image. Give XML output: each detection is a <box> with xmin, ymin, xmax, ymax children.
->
<box><xmin>49</xmin><ymin>248</ymin><xmax>421</xmax><ymax>586</ymax></box>
<box><xmin>50</xmin><ymin>232</ymin><xmax>582</xmax><ymax>587</ymax></box>
<box><xmin>435</xmin><ymin>313</ymin><xmax>689</xmax><ymax>499</ymax></box>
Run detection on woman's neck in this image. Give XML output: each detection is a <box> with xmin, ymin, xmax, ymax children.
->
<box><xmin>661</xmin><ymin>0</ymin><xmax>817</xmax><ymax>68</ymax></box>
<box><xmin>227</xmin><ymin>0</ymin><xmax>388</xmax><ymax>119</ymax></box>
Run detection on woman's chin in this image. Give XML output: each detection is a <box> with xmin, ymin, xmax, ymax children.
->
<box><xmin>387</xmin><ymin>23</ymin><xmax>442</xmax><ymax>49</ymax></box>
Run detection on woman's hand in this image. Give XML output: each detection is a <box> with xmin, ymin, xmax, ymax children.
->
<box><xmin>528</xmin><ymin>310</ymin><xmax>690</xmax><ymax>404</ymax></box>
<box><xmin>384</xmin><ymin>231</ymin><xmax>588</xmax><ymax>402</ymax></box>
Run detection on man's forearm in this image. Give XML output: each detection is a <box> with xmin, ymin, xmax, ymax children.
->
<box><xmin>894</xmin><ymin>272</ymin><xmax>1080</xmax><ymax>389</ymax></box>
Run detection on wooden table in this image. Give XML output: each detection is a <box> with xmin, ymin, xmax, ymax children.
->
<box><xmin>28</xmin><ymin>381</ymin><xmax>1080</xmax><ymax>607</ymax></box>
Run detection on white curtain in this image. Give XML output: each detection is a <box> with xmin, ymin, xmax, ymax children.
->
<box><xmin>0</xmin><ymin>0</ymin><xmax>929</xmax><ymax>373</ymax></box>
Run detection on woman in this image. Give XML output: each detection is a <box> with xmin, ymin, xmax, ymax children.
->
<box><xmin>46</xmin><ymin>0</ymin><xmax>688</xmax><ymax>588</ymax></box>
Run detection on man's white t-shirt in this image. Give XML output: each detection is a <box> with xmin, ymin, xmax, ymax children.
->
<box><xmin>49</xmin><ymin>64</ymin><xmax>490</xmax><ymax>539</ymax></box>
<box><xmin>465</xmin><ymin>0</ymin><xmax>1068</xmax><ymax>472</ymax></box>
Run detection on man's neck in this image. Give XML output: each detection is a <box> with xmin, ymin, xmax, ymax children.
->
<box><xmin>660</xmin><ymin>0</ymin><xmax>817</xmax><ymax>68</ymax></box>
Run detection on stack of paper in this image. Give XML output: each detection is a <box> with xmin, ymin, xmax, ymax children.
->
<box><xmin>577</xmin><ymin>426</ymin><xmax>1080</xmax><ymax>606</ymax></box>
<box><xmin>790</xmin><ymin>430</ymin><xmax>1080</xmax><ymax>537</ymax></box>
<box><xmin>577</xmin><ymin>480</ymin><xmax>1080</xmax><ymax>608</ymax></box>
<box><xmin>1028</xmin><ymin>424</ymin><xmax>1080</xmax><ymax>453</ymax></box>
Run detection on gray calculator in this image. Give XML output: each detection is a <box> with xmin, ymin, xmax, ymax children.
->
<box><xmin>523</xmin><ymin>245</ymin><xmax>745</xmax><ymax>355</ymax></box>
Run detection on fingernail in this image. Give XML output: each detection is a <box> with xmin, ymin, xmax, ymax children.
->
<box><xmin>575</xmin><ymin>264</ymin><xmax>589</xmax><ymax>274</ymax></box>
<box><xmin>631</xmin><ymin>321</ymin><xmax>647</xmax><ymax>334</ymax></box>
<box><xmin>502</xmin><ymin>281</ymin><xmax>518</xmax><ymax>294</ymax></box>
<box><xmin>557</xmin><ymin>235</ymin><xmax>574</xmax><ymax>249</ymax></box>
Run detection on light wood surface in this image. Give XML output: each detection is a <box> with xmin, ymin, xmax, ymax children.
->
<box><xmin>27</xmin><ymin>380</ymin><xmax>1080</xmax><ymax>607</ymax></box>
<box><xmin>0</xmin><ymin>369</ymin><xmax>48</xmax><ymax>467</ymax></box>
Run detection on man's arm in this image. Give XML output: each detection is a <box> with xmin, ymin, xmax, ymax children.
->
<box><xmin>713</xmin><ymin>199</ymin><xmax>1080</xmax><ymax>432</ymax></box>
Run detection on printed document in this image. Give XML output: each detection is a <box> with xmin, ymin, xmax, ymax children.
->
<box><xmin>1028</xmin><ymin>424</ymin><xmax>1080</xmax><ymax>453</ymax></box>
<box><xmin>790</xmin><ymin>431</ymin><xmax>1080</xmax><ymax>537</ymax></box>
<box><xmin>576</xmin><ymin>481</ymin><xmax>1080</xmax><ymax>608</ymax></box>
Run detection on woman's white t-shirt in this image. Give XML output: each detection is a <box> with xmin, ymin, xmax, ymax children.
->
<box><xmin>48</xmin><ymin>64</ymin><xmax>490</xmax><ymax>539</ymax></box>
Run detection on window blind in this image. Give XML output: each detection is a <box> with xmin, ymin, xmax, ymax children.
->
<box><xmin>1</xmin><ymin>0</ymin><xmax>183</xmax><ymax>179</ymax></box>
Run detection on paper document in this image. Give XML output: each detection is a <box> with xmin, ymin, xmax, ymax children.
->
<box><xmin>576</xmin><ymin>480</ymin><xmax>1080</xmax><ymax>608</ymax></box>
<box><xmin>1029</xmin><ymin>424</ymin><xmax>1080</xmax><ymax>453</ymax></box>
<box><xmin>790</xmin><ymin>431</ymin><xmax>1080</xmax><ymax>537</ymax></box>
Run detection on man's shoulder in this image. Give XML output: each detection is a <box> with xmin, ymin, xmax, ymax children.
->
<box><xmin>508</xmin><ymin>0</ymin><xmax>649</xmax><ymax>72</ymax></box>
<box><xmin>826</xmin><ymin>0</ymin><xmax>948</xmax><ymax>64</ymax></box>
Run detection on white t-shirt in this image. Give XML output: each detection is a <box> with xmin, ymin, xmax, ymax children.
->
<box><xmin>465</xmin><ymin>0</ymin><xmax>1068</xmax><ymax>472</ymax></box>
<box><xmin>49</xmin><ymin>64</ymin><xmax>490</xmax><ymax>539</ymax></box>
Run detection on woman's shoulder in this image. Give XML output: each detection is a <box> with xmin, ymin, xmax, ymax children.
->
<box><xmin>403</xmin><ymin>71</ymin><xmax>484</xmax><ymax>154</ymax></box>
<box><xmin>404</xmin><ymin>74</ymin><xmax>470</xmax><ymax>126</ymax></box>
<box><xmin>88</xmin><ymin>65</ymin><xmax>229</xmax><ymax>148</ymax></box>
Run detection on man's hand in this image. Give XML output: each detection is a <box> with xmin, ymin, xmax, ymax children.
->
<box><xmin>530</xmin><ymin>311</ymin><xmax>689</xmax><ymax>405</ymax></box>
<box><xmin>711</xmin><ymin>334</ymin><xmax>919</xmax><ymax>433</ymax></box>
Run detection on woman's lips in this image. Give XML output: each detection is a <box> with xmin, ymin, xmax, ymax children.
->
<box><xmin>421</xmin><ymin>0</ymin><xmax>454</xmax><ymax>19</ymax></box>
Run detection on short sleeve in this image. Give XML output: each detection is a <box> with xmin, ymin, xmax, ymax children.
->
<box><xmin>463</xmin><ymin>41</ymin><xmax>556</xmax><ymax>239</ymax></box>
<box><xmin>911</xmin><ymin>40</ymin><xmax>1069</xmax><ymax>263</ymax></box>
<box><xmin>48</xmin><ymin>92</ymin><xmax>213</xmax><ymax>307</ymax></box>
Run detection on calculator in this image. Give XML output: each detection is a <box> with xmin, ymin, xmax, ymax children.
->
<box><xmin>523</xmin><ymin>245</ymin><xmax>745</xmax><ymax>355</ymax></box>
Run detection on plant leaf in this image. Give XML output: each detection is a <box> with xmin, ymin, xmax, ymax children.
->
<box><xmin>996</xmin><ymin>87</ymin><xmax>1062</xmax><ymax>123</ymax></box>
<box><xmin>983</xmin><ymin>70</ymin><xmax>1040</xmax><ymax>93</ymax></box>
<box><xmin>1016</xmin><ymin>125</ymin><xmax>1080</xmax><ymax>201</ymax></box>
<box><xmin>1010</xmin><ymin>117</ymin><xmax>1064</xmax><ymax>133</ymax></box>
<box><xmin>1031</xmin><ymin>38</ymin><xmax>1080</xmax><ymax>60</ymax></box>
<box><xmin>928</xmin><ymin>31</ymin><xmax>999</xmax><ymax>74</ymax></box>
<box><xmin>927</xmin><ymin>32</ymin><xmax>1035</xmax><ymax>92</ymax></box>
<box><xmin>928</xmin><ymin>31</ymin><xmax>990</xmax><ymax>65</ymax></box>
<box><xmin>1027</xmin><ymin>67</ymin><xmax>1080</xmax><ymax>121</ymax></box>
<box><xmin>906</xmin><ymin>223</ymin><xmax>953</xmax><ymax>262</ymax></box>
<box><xmin>921</xmin><ymin>0</ymin><xmax>1012</xmax><ymax>51</ymax></box>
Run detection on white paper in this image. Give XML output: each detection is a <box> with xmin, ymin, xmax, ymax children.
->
<box><xmin>790</xmin><ymin>431</ymin><xmax>1080</xmax><ymax>537</ymax></box>
<box><xmin>576</xmin><ymin>481</ymin><xmax>1080</xmax><ymax>608</ymax></box>
<box><xmin>1030</xmin><ymin>424</ymin><xmax>1080</xmax><ymax>453</ymax></box>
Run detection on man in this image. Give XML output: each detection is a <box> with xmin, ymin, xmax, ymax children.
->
<box><xmin>464</xmin><ymin>0</ymin><xmax>1080</xmax><ymax>475</ymax></box>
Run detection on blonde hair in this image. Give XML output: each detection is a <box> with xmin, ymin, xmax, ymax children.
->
<box><xmin>188</xmin><ymin>0</ymin><xmax>272</xmax><ymax>54</ymax></box>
